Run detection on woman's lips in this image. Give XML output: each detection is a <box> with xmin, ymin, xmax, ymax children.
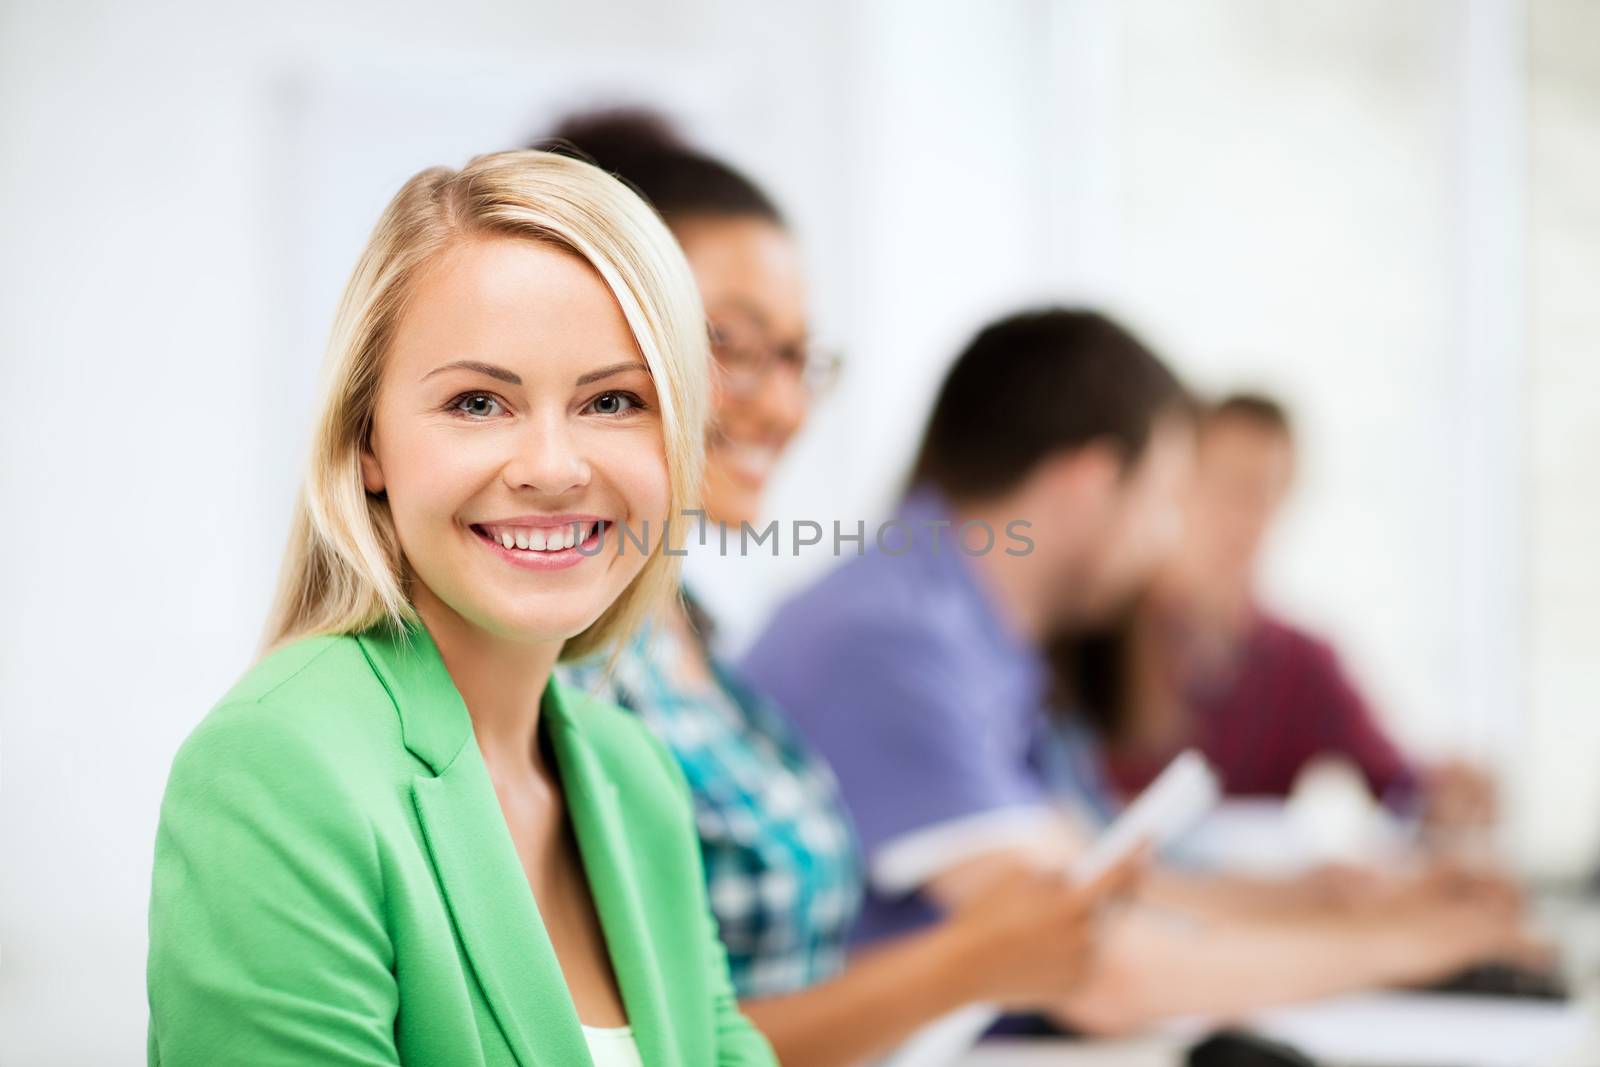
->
<box><xmin>469</xmin><ymin>521</ymin><xmax>607</xmax><ymax>572</ymax></box>
<box><xmin>713</xmin><ymin>440</ymin><xmax>780</xmax><ymax>488</ymax></box>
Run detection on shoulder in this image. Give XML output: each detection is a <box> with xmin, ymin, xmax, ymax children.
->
<box><xmin>759</xmin><ymin>552</ymin><xmax>951</xmax><ymax>649</ymax></box>
<box><xmin>780</xmin><ymin>548</ymin><xmax>942</xmax><ymax>624</ymax></box>
<box><xmin>215</xmin><ymin>632</ymin><xmax>348</xmax><ymax>704</ymax></box>
<box><xmin>213</xmin><ymin>632</ymin><xmax>399</xmax><ymax>736</ymax></box>
<box><xmin>1254</xmin><ymin>612</ymin><xmax>1343</xmax><ymax>671</ymax></box>
<box><xmin>166</xmin><ymin>633</ymin><xmax>405</xmax><ymax>810</ymax></box>
<box><xmin>746</xmin><ymin>559</ymin><xmax>972</xmax><ymax>693</ymax></box>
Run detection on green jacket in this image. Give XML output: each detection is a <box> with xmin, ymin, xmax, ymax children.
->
<box><xmin>147</xmin><ymin>618</ymin><xmax>776</xmax><ymax>1066</ymax></box>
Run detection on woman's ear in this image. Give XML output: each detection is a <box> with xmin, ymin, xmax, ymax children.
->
<box><xmin>359</xmin><ymin>443</ymin><xmax>386</xmax><ymax>495</ymax></box>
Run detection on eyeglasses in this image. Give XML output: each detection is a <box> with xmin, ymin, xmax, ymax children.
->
<box><xmin>708</xmin><ymin>319</ymin><xmax>843</xmax><ymax>398</ymax></box>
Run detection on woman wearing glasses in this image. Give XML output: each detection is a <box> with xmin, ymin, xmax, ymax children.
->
<box><xmin>544</xmin><ymin>112</ymin><xmax>1135</xmax><ymax>1067</ymax></box>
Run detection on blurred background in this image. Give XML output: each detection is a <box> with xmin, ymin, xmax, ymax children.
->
<box><xmin>1</xmin><ymin>0</ymin><xmax>1596</xmax><ymax>1062</ymax></box>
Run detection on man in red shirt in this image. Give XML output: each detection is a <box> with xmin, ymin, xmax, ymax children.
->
<box><xmin>1097</xmin><ymin>394</ymin><xmax>1493</xmax><ymax>828</ymax></box>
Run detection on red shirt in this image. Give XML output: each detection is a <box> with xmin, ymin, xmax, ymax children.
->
<box><xmin>1104</xmin><ymin>611</ymin><xmax>1418</xmax><ymax>808</ymax></box>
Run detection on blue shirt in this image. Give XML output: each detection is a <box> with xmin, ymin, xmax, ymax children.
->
<box><xmin>741</xmin><ymin>489</ymin><xmax>1056</xmax><ymax>945</ymax></box>
<box><xmin>562</xmin><ymin>593</ymin><xmax>862</xmax><ymax>997</ymax></box>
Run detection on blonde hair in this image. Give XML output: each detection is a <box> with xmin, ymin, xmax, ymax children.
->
<box><xmin>263</xmin><ymin>149</ymin><xmax>708</xmax><ymax>661</ymax></box>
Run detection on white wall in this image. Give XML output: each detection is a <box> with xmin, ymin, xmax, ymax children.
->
<box><xmin>2</xmin><ymin>2</ymin><xmax>1594</xmax><ymax>1063</ymax></box>
<box><xmin>1111</xmin><ymin>1</ymin><xmax>1476</xmax><ymax>753</ymax></box>
<box><xmin>1518</xmin><ymin>0</ymin><xmax>1600</xmax><ymax>881</ymax></box>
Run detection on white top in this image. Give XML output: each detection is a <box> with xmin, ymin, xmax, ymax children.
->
<box><xmin>581</xmin><ymin>1024</ymin><xmax>644</xmax><ymax>1067</ymax></box>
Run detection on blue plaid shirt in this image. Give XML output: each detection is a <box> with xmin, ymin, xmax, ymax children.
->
<box><xmin>562</xmin><ymin>595</ymin><xmax>862</xmax><ymax>998</ymax></box>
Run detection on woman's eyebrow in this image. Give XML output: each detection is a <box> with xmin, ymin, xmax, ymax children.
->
<box><xmin>576</xmin><ymin>361</ymin><xmax>650</xmax><ymax>387</ymax></box>
<box><xmin>421</xmin><ymin>360</ymin><xmax>521</xmax><ymax>385</ymax></box>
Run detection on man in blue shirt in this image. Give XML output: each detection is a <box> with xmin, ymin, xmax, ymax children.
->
<box><xmin>743</xmin><ymin>308</ymin><xmax>1533</xmax><ymax>1032</ymax></box>
<box><xmin>743</xmin><ymin>309</ymin><xmax>1192</xmax><ymax>947</ymax></box>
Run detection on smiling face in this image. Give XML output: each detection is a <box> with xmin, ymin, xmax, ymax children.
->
<box><xmin>673</xmin><ymin>216</ymin><xmax>810</xmax><ymax>527</ymax></box>
<box><xmin>1178</xmin><ymin>414</ymin><xmax>1296</xmax><ymax>589</ymax></box>
<box><xmin>359</xmin><ymin>236</ymin><xmax>670</xmax><ymax>646</ymax></box>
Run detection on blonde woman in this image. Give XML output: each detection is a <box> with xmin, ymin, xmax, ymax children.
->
<box><xmin>145</xmin><ymin>151</ymin><xmax>775</xmax><ymax>1066</ymax></box>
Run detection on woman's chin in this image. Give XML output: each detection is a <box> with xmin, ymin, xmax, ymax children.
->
<box><xmin>464</xmin><ymin>597</ymin><xmax>612</xmax><ymax>650</ymax></box>
<box><xmin>701</xmin><ymin>485</ymin><xmax>764</xmax><ymax>531</ymax></box>
<box><xmin>506</xmin><ymin>619</ymin><xmax>598</xmax><ymax>649</ymax></box>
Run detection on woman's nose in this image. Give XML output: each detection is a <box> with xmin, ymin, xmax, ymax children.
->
<box><xmin>746</xmin><ymin>364</ymin><xmax>809</xmax><ymax>438</ymax></box>
<box><xmin>502</xmin><ymin>411</ymin><xmax>591</xmax><ymax>496</ymax></box>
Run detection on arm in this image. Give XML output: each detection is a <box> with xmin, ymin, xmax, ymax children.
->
<box><xmin>916</xmin><ymin>840</ymin><xmax>1530</xmax><ymax>1037</ymax></box>
<box><xmin>1309</xmin><ymin>646</ymin><xmax>1499</xmax><ymax>833</ymax></box>
<box><xmin>912</xmin><ymin>815</ymin><xmax>1371</xmax><ymax>925</ymax></box>
<box><xmin>744</xmin><ymin>854</ymin><xmax>1142</xmax><ymax>1067</ymax></box>
<box><xmin>1137</xmin><ymin>866</ymin><xmax>1386</xmax><ymax>922</ymax></box>
<box><xmin>147</xmin><ymin>703</ymin><xmax>399</xmax><ymax>1066</ymax></box>
<box><xmin>740</xmin><ymin>922</ymin><xmax>988</xmax><ymax>1067</ymax></box>
<box><xmin>1051</xmin><ymin>889</ymin><xmax>1530</xmax><ymax>1034</ymax></box>
<box><xmin>1305</xmin><ymin>638</ymin><xmax>1418</xmax><ymax>805</ymax></box>
<box><xmin>1419</xmin><ymin>759</ymin><xmax>1499</xmax><ymax>833</ymax></box>
<box><xmin>705</xmin><ymin>913</ymin><xmax>782</xmax><ymax>1067</ymax></box>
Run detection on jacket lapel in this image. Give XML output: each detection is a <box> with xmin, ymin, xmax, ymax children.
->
<box><xmin>546</xmin><ymin>685</ymin><xmax>678</xmax><ymax>1067</ymax></box>
<box><xmin>356</xmin><ymin>620</ymin><xmax>590</xmax><ymax>1067</ymax></box>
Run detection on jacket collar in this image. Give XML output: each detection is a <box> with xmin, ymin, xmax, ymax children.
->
<box><xmin>356</xmin><ymin>616</ymin><xmax>473</xmax><ymax>775</ymax></box>
<box><xmin>354</xmin><ymin>616</ymin><xmax>676</xmax><ymax>1067</ymax></box>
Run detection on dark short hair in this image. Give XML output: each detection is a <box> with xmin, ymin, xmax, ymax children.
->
<box><xmin>910</xmin><ymin>308</ymin><xmax>1190</xmax><ymax>503</ymax></box>
<box><xmin>531</xmin><ymin>108</ymin><xmax>783</xmax><ymax>227</ymax></box>
<box><xmin>1207</xmin><ymin>391</ymin><xmax>1293</xmax><ymax>437</ymax></box>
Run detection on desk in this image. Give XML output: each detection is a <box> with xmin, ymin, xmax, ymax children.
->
<box><xmin>958</xmin><ymin>995</ymin><xmax>1599</xmax><ymax>1067</ymax></box>
<box><xmin>964</xmin><ymin>1036</ymin><xmax>1183</xmax><ymax>1066</ymax></box>
<box><xmin>960</xmin><ymin>997</ymin><xmax>1599</xmax><ymax>1067</ymax></box>
<box><xmin>957</xmin><ymin>894</ymin><xmax>1600</xmax><ymax>1067</ymax></box>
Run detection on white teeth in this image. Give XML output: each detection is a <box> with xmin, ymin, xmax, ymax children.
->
<box><xmin>485</xmin><ymin>524</ymin><xmax>598</xmax><ymax>552</ymax></box>
<box><xmin>724</xmin><ymin>442</ymin><xmax>778</xmax><ymax>479</ymax></box>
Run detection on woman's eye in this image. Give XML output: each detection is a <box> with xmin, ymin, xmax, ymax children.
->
<box><xmin>587</xmin><ymin>391</ymin><xmax>640</xmax><ymax>416</ymax></box>
<box><xmin>453</xmin><ymin>393</ymin><xmax>504</xmax><ymax>418</ymax></box>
